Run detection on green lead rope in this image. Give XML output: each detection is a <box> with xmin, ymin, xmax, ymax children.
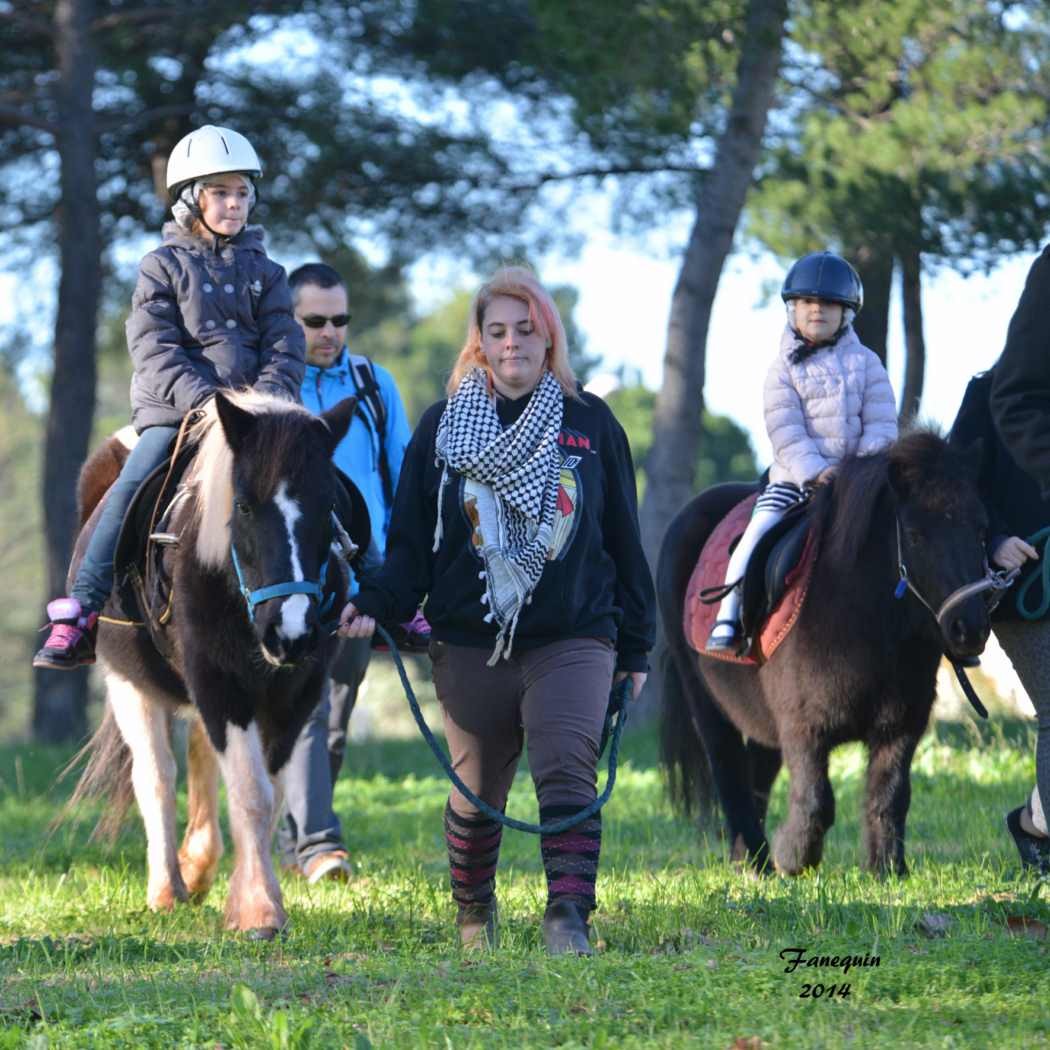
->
<box><xmin>374</xmin><ymin>622</ymin><xmax>631</xmax><ymax>835</ymax></box>
<box><xmin>1016</xmin><ymin>526</ymin><xmax>1050</xmax><ymax>621</ymax></box>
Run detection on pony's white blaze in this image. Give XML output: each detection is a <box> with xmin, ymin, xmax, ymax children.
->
<box><xmin>274</xmin><ymin>480</ymin><xmax>310</xmax><ymax>640</ymax></box>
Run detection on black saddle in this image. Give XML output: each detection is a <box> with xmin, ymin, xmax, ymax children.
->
<box><xmin>738</xmin><ymin>500</ymin><xmax>813</xmax><ymax>639</ymax></box>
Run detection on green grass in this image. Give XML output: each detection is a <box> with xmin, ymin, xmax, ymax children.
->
<box><xmin>1</xmin><ymin>721</ymin><xmax>1049</xmax><ymax>1048</ymax></box>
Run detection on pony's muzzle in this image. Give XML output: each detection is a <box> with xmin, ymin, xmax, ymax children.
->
<box><xmin>940</xmin><ymin>599</ymin><xmax>990</xmax><ymax>661</ymax></box>
<box><xmin>260</xmin><ymin>599</ymin><xmax>322</xmax><ymax>666</ymax></box>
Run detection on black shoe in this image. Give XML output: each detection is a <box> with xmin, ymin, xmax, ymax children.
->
<box><xmin>705</xmin><ymin>619</ymin><xmax>745</xmax><ymax>654</ymax></box>
<box><xmin>1005</xmin><ymin>807</ymin><xmax>1050</xmax><ymax>874</ymax></box>
<box><xmin>542</xmin><ymin>899</ymin><xmax>593</xmax><ymax>956</ymax></box>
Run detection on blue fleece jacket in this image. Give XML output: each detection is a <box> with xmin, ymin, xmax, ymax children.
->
<box><xmin>300</xmin><ymin>348</ymin><xmax>411</xmax><ymax>555</ymax></box>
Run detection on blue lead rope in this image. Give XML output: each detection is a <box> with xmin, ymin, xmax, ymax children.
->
<box><xmin>373</xmin><ymin>622</ymin><xmax>632</xmax><ymax>836</ymax></box>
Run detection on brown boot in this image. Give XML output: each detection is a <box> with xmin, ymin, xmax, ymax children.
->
<box><xmin>457</xmin><ymin>899</ymin><xmax>498</xmax><ymax>950</ymax></box>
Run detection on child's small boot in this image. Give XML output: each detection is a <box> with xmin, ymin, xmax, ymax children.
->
<box><xmin>32</xmin><ymin>598</ymin><xmax>99</xmax><ymax>671</ymax></box>
<box><xmin>706</xmin><ymin>586</ymin><xmax>745</xmax><ymax>654</ymax></box>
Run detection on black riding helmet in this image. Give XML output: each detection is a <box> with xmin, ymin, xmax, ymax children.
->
<box><xmin>781</xmin><ymin>251</ymin><xmax>864</xmax><ymax>314</ymax></box>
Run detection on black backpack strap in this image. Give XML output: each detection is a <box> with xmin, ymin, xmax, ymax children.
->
<box><xmin>348</xmin><ymin>354</ymin><xmax>394</xmax><ymax>506</ymax></box>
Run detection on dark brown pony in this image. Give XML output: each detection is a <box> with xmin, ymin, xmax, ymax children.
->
<box><xmin>658</xmin><ymin>432</ymin><xmax>991</xmax><ymax>875</ymax></box>
<box><xmin>68</xmin><ymin>391</ymin><xmax>358</xmax><ymax>937</ymax></box>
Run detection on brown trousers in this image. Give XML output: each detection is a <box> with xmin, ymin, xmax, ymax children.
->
<box><xmin>430</xmin><ymin>637</ymin><xmax>616</xmax><ymax>816</ymax></box>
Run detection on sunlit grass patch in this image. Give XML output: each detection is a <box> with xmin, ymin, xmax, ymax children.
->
<box><xmin>1</xmin><ymin>723</ymin><xmax>1049</xmax><ymax>1047</ymax></box>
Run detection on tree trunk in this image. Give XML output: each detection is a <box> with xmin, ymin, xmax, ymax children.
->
<box><xmin>898</xmin><ymin>247</ymin><xmax>925</xmax><ymax>424</ymax></box>
<box><xmin>632</xmin><ymin>0</ymin><xmax>787</xmax><ymax>726</ymax></box>
<box><xmin>850</xmin><ymin>245</ymin><xmax>893</xmax><ymax>366</ymax></box>
<box><xmin>33</xmin><ymin>0</ymin><xmax>100</xmax><ymax>742</ymax></box>
<box><xmin>639</xmin><ymin>0</ymin><xmax>788</xmax><ymax>565</ymax></box>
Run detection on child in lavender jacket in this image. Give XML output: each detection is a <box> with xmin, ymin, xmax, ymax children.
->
<box><xmin>707</xmin><ymin>251</ymin><xmax>898</xmax><ymax>653</ymax></box>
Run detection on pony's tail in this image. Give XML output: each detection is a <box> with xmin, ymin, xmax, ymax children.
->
<box><xmin>655</xmin><ymin>502</ymin><xmax>719</xmax><ymax>828</ymax></box>
<box><xmin>52</xmin><ymin>706</ymin><xmax>135</xmax><ymax>844</ymax></box>
<box><xmin>658</xmin><ymin>639</ymin><xmax>718</xmax><ymax>825</ymax></box>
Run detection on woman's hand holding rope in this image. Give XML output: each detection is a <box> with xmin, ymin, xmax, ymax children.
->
<box><xmin>338</xmin><ymin>601</ymin><xmax>376</xmax><ymax>639</ymax></box>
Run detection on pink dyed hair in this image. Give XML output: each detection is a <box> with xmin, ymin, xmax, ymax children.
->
<box><xmin>446</xmin><ymin>266</ymin><xmax>580</xmax><ymax>399</ymax></box>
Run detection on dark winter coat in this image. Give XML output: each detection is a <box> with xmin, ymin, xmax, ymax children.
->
<box><xmin>950</xmin><ymin>368</ymin><xmax>1050</xmax><ymax>548</ymax></box>
<box><xmin>126</xmin><ymin>223</ymin><xmax>305</xmax><ymax>431</ymax></box>
<box><xmin>990</xmin><ymin>245</ymin><xmax>1050</xmax><ymax>500</ymax></box>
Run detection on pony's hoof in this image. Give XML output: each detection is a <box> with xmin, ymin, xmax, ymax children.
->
<box><xmin>246</xmin><ymin>926</ymin><xmax>284</xmax><ymax>942</ymax></box>
<box><xmin>147</xmin><ymin>882</ymin><xmax>189</xmax><ymax>911</ymax></box>
<box><xmin>179</xmin><ymin>859</ymin><xmax>219</xmax><ymax>903</ymax></box>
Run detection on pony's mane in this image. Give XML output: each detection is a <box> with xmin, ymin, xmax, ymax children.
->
<box><xmin>185</xmin><ymin>390</ymin><xmax>315</xmax><ymax>568</ymax></box>
<box><xmin>818</xmin><ymin>428</ymin><xmax>960</xmax><ymax>569</ymax></box>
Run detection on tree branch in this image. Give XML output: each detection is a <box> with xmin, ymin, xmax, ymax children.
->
<box><xmin>505</xmin><ymin>161</ymin><xmax>708</xmax><ymax>192</ymax></box>
<box><xmin>89</xmin><ymin>7</ymin><xmax>172</xmax><ymax>32</ymax></box>
<box><xmin>0</xmin><ymin>10</ymin><xmax>52</xmax><ymax>41</ymax></box>
<box><xmin>0</xmin><ymin>105</ymin><xmax>58</xmax><ymax>135</ymax></box>
<box><xmin>97</xmin><ymin>101</ymin><xmax>197</xmax><ymax>133</ymax></box>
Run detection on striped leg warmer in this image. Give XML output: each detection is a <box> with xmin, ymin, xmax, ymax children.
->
<box><xmin>540</xmin><ymin>804</ymin><xmax>601</xmax><ymax>912</ymax></box>
<box><xmin>444</xmin><ymin>801</ymin><xmax>502</xmax><ymax>908</ymax></box>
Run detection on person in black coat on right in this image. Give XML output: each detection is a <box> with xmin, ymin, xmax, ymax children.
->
<box><xmin>984</xmin><ymin>244</ymin><xmax>1050</xmax><ymax>872</ymax></box>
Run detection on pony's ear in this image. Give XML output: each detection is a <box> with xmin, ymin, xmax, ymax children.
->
<box><xmin>318</xmin><ymin>396</ymin><xmax>358</xmax><ymax>456</ymax></box>
<box><xmin>214</xmin><ymin>392</ymin><xmax>255</xmax><ymax>454</ymax></box>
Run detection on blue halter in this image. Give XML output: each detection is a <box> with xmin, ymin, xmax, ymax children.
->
<box><xmin>229</xmin><ymin>543</ymin><xmax>337</xmax><ymax>624</ymax></box>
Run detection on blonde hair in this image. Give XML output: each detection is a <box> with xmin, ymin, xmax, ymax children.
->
<box><xmin>446</xmin><ymin>266</ymin><xmax>580</xmax><ymax>399</ymax></box>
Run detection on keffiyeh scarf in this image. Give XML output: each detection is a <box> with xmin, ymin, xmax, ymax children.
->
<box><xmin>434</xmin><ymin>367</ymin><xmax>564</xmax><ymax>664</ymax></box>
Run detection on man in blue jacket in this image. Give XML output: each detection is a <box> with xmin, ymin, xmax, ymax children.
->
<box><xmin>278</xmin><ymin>262</ymin><xmax>412</xmax><ymax>882</ymax></box>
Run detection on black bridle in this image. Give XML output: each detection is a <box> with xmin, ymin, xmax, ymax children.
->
<box><xmin>894</xmin><ymin>518</ymin><xmax>1018</xmax><ymax>719</ymax></box>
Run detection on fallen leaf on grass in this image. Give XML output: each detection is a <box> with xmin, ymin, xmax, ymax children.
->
<box><xmin>917</xmin><ymin>912</ymin><xmax>952</xmax><ymax>937</ymax></box>
<box><xmin>1005</xmin><ymin>916</ymin><xmax>1048</xmax><ymax>940</ymax></box>
<box><xmin>0</xmin><ymin>999</ymin><xmax>42</xmax><ymax>1025</ymax></box>
<box><xmin>728</xmin><ymin>1038</ymin><xmax>763</xmax><ymax>1049</ymax></box>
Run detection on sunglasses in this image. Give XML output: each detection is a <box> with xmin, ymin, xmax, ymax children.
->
<box><xmin>299</xmin><ymin>313</ymin><xmax>351</xmax><ymax>329</ymax></box>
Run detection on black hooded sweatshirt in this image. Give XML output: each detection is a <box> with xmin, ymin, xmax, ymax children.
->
<box><xmin>352</xmin><ymin>387</ymin><xmax>656</xmax><ymax>672</ymax></box>
<box><xmin>991</xmin><ymin>244</ymin><xmax>1050</xmax><ymax>500</ymax></box>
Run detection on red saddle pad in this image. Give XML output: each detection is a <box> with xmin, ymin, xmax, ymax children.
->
<box><xmin>683</xmin><ymin>493</ymin><xmax>819</xmax><ymax>665</ymax></box>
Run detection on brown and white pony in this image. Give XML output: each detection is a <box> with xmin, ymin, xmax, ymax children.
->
<box><xmin>68</xmin><ymin>390</ymin><xmax>358</xmax><ymax>938</ymax></box>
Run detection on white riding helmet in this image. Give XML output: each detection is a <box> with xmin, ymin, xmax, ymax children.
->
<box><xmin>165</xmin><ymin>125</ymin><xmax>262</xmax><ymax>200</ymax></box>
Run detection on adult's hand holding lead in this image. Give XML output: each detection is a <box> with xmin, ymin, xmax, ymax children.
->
<box><xmin>338</xmin><ymin>602</ymin><xmax>376</xmax><ymax>639</ymax></box>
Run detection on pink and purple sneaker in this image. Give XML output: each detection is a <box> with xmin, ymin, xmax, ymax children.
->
<box><xmin>32</xmin><ymin>598</ymin><xmax>99</xmax><ymax>671</ymax></box>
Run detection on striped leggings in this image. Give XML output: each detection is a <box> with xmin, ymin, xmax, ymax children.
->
<box><xmin>714</xmin><ymin>482</ymin><xmax>809</xmax><ymax>626</ymax></box>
